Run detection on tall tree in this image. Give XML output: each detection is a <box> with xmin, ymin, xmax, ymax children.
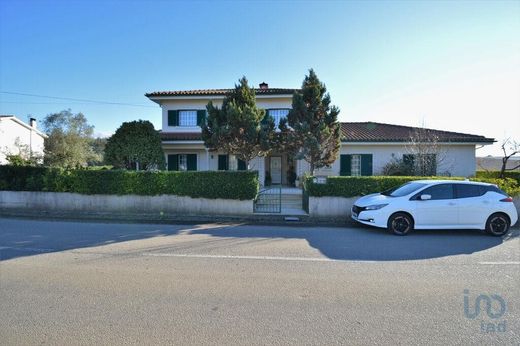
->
<box><xmin>286</xmin><ymin>69</ymin><xmax>341</xmax><ymax>175</ymax></box>
<box><xmin>43</xmin><ymin>109</ymin><xmax>96</xmax><ymax>168</ymax></box>
<box><xmin>201</xmin><ymin>77</ymin><xmax>274</xmax><ymax>167</ymax></box>
<box><xmin>104</xmin><ymin>120</ymin><xmax>165</xmax><ymax>170</ymax></box>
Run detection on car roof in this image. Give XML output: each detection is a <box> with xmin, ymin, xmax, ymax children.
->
<box><xmin>411</xmin><ymin>179</ymin><xmax>493</xmax><ymax>186</ymax></box>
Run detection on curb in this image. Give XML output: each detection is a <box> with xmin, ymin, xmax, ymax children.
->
<box><xmin>0</xmin><ymin>209</ymin><xmax>355</xmax><ymax>228</ymax></box>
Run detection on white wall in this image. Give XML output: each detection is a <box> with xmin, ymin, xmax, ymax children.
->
<box><xmin>159</xmin><ymin>96</ymin><xmax>292</xmax><ymax>132</ymax></box>
<box><xmin>0</xmin><ymin>117</ymin><xmax>45</xmax><ymax>164</ymax></box>
<box><xmin>0</xmin><ymin>191</ymin><xmax>253</xmax><ymax>216</ymax></box>
<box><xmin>308</xmin><ymin>143</ymin><xmax>477</xmax><ymax>177</ymax></box>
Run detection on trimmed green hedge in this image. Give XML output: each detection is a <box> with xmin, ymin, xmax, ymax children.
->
<box><xmin>476</xmin><ymin>171</ymin><xmax>520</xmax><ymax>183</ymax></box>
<box><xmin>0</xmin><ymin>166</ymin><xmax>259</xmax><ymax>200</ymax></box>
<box><xmin>304</xmin><ymin>175</ymin><xmax>520</xmax><ymax>197</ymax></box>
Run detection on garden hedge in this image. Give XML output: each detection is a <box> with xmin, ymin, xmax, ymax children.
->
<box><xmin>0</xmin><ymin>165</ymin><xmax>259</xmax><ymax>200</ymax></box>
<box><xmin>304</xmin><ymin>175</ymin><xmax>520</xmax><ymax>198</ymax></box>
<box><xmin>476</xmin><ymin>171</ymin><xmax>520</xmax><ymax>183</ymax></box>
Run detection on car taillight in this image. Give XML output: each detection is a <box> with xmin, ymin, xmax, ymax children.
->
<box><xmin>500</xmin><ymin>197</ymin><xmax>513</xmax><ymax>202</ymax></box>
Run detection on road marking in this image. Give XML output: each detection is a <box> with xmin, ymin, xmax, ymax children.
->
<box><xmin>142</xmin><ymin>253</ymin><xmax>346</xmax><ymax>262</ymax></box>
<box><xmin>478</xmin><ymin>261</ymin><xmax>520</xmax><ymax>265</ymax></box>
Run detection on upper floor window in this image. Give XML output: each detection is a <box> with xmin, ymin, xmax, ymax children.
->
<box><xmin>179</xmin><ymin>110</ymin><xmax>197</xmax><ymax>127</ymax></box>
<box><xmin>268</xmin><ymin>109</ymin><xmax>290</xmax><ymax>127</ymax></box>
<box><xmin>168</xmin><ymin>110</ymin><xmax>206</xmax><ymax>127</ymax></box>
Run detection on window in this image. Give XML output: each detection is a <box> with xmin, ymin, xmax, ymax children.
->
<box><xmin>268</xmin><ymin>109</ymin><xmax>289</xmax><ymax>127</ymax></box>
<box><xmin>340</xmin><ymin>154</ymin><xmax>373</xmax><ymax>176</ymax></box>
<box><xmin>455</xmin><ymin>184</ymin><xmax>484</xmax><ymax>199</ymax></box>
<box><xmin>413</xmin><ymin>184</ymin><xmax>454</xmax><ymax>200</ymax></box>
<box><xmin>178</xmin><ymin>155</ymin><xmax>187</xmax><ymax>171</ymax></box>
<box><xmin>178</xmin><ymin>110</ymin><xmax>197</xmax><ymax>127</ymax></box>
<box><xmin>382</xmin><ymin>182</ymin><xmax>428</xmax><ymax>197</ymax></box>
<box><xmin>351</xmin><ymin>155</ymin><xmax>361</xmax><ymax>176</ymax></box>
<box><xmin>403</xmin><ymin>154</ymin><xmax>437</xmax><ymax>176</ymax></box>
<box><xmin>167</xmin><ymin>154</ymin><xmax>197</xmax><ymax>171</ymax></box>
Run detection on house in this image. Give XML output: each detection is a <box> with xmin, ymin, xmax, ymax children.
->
<box><xmin>0</xmin><ymin>115</ymin><xmax>47</xmax><ymax>164</ymax></box>
<box><xmin>146</xmin><ymin>84</ymin><xmax>494</xmax><ymax>184</ymax></box>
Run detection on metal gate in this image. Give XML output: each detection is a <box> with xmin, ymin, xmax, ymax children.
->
<box><xmin>254</xmin><ymin>186</ymin><xmax>281</xmax><ymax>213</ymax></box>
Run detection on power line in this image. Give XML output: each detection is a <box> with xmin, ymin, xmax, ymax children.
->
<box><xmin>0</xmin><ymin>91</ymin><xmax>156</xmax><ymax>108</ymax></box>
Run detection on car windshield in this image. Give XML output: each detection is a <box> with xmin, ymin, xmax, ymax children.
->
<box><xmin>381</xmin><ymin>182</ymin><xmax>428</xmax><ymax>197</ymax></box>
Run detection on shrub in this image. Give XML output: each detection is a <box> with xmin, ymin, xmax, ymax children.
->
<box><xmin>0</xmin><ymin>166</ymin><xmax>259</xmax><ymax>200</ymax></box>
<box><xmin>476</xmin><ymin>171</ymin><xmax>520</xmax><ymax>184</ymax></box>
<box><xmin>304</xmin><ymin>175</ymin><xmax>520</xmax><ymax>197</ymax></box>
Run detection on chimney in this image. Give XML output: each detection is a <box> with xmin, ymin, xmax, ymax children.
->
<box><xmin>259</xmin><ymin>82</ymin><xmax>268</xmax><ymax>90</ymax></box>
<box><xmin>29</xmin><ymin>117</ymin><xmax>36</xmax><ymax>129</ymax></box>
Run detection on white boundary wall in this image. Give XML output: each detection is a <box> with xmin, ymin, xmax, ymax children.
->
<box><xmin>0</xmin><ymin>191</ymin><xmax>253</xmax><ymax>216</ymax></box>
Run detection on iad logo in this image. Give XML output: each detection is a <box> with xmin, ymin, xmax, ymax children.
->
<box><xmin>463</xmin><ymin>289</ymin><xmax>507</xmax><ymax>333</ymax></box>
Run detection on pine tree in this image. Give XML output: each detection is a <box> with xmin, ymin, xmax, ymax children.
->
<box><xmin>202</xmin><ymin>77</ymin><xmax>274</xmax><ymax>167</ymax></box>
<box><xmin>287</xmin><ymin>69</ymin><xmax>341</xmax><ymax>175</ymax></box>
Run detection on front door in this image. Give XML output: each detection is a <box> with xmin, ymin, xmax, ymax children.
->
<box><xmin>270</xmin><ymin>156</ymin><xmax>282</xmax><ymax>185</ymax></box>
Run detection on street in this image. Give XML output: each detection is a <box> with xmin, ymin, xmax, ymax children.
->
<box><xmin>0</xmin><ymin>217</ymin><xmax>518</xmax><ymax>345</ymax></box>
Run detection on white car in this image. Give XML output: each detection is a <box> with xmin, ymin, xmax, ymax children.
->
<box><xmin>351</xmin><ymin>180</ymin><xmax>518</xmax><ymax>236</ymax></box>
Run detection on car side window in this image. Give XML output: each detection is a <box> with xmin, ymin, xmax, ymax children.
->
<box><xmin>455</xmin><ymin>184</ymin><xmax>484</xmax><ymax>198</ymax></box>
<box><xmin>414</xmin><ymin>184</ymin><xmax>454</xmax><ymax>200</ymax></box>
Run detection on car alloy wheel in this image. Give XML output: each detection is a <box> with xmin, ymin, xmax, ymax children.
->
<box><xmin>486</xmin><ymin>213</ymin><xmax>510</xmax><ymax>236</ymax></box>
<box><xmin>388</xmin><ymin>213</ymin><xmax>413</xmax><ymax>236</ymax></box>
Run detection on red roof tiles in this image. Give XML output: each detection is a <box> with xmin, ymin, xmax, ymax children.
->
<box><xmin>160</xmin><ymin>122</ymin><xmax>494</xmax><ymax>144</ymax></box>
<box><xmin>146</xmin><ymin>88</ymin><xmax>298</xmax><ymax>97</ymax></box>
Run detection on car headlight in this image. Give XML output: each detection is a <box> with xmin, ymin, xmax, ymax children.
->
<box><xmin>364</xmin><ymin>204</ymin><xmax>388</xmax><ymax>210</ymax></box>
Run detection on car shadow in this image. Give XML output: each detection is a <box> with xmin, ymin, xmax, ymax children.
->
<box><xmin>189</xmin><ymin>223</ymin><xmax>513</xmax><ymax>261</ymax></box>
<box><xmin>0</xmin><ymin>217</ymin><xmax>514</xmax><ymax>262</ymax></box>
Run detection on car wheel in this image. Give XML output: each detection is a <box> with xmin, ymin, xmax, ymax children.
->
<box><xmin>485</xmin><ymin>213</ymin><xmax>510</xmax><ymax>236</ymax></box>
<box><xmin>388</xmin><ymin>212</ymin><xmax>414</xmax><ymax>236</ymax></box>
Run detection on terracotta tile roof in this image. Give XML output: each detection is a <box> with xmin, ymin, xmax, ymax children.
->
<box><xmin>146</xmin><ymin>88</ymin><xmax>298</xmax><ymax>97</ymax></box>
<box><xmin>160</xmin><ymin>132</ymin><xmax>203</xmax><ymax>141</ymax></box>
<box><xmin>340</xmin><ymin>122</ymin><xmax>494</xmax><ymax>143</ymax></box>
<box><xmin>160</xmin><ymin>122</ymin><xmax>494</xmax><ymax>144</ymax></box>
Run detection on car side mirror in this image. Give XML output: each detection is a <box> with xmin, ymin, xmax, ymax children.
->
<box><xmin>420</xmin><ymin>194</ymin><xmax>431</xmax><ymax>201</ymax></box>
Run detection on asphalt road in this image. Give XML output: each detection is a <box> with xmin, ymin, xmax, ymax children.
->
<box><xmin>0</xmin><ymin>217</ymin><xmax>519</xmax><ymax>345</ymax></box>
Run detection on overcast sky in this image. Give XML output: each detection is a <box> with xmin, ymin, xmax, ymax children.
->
<box><xmin>1</xmin><ymin>0</ymin><xmax>518</xmax><ymax>156</ymax></box>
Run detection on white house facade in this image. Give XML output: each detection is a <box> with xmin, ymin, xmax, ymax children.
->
<box><xmin>0</xmin><ymin>115</ymin><xmax>47</xmax><ymax>164</ymax></box>
<box><xmin>146</xmin><ymin>85</ymin><xmax>494</xmax><ymax>185</ymax></box>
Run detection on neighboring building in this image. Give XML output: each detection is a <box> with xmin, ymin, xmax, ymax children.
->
<box><xmin>0</xmin><ymin>115</ymin><xmax>47</xmax><ymax>164</ymax></box>
<box><xmin>146</xmin><ymin>84</ymin><xmax>494</xmax><ymax>184</ymax></box>
<box><xmin>477</xmin><ymin>156</ymin><xmax>520</xmax><ymax>171</ymax></box>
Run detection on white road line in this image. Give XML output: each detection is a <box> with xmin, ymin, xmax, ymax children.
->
<box><xmin>478</xmin><ymin>261</ymin><xmax>520</xmax><ymax>265</ymax></box>
<box><xmin>142</xmin><ymin>253</ymin><xmax>347</xmax><ymax>262</ymax></box>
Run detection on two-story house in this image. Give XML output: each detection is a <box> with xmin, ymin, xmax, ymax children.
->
<box><xmin>146</xmin><ymin>83</ymin><xmax>494</xmax><ymax>185</ymax></box>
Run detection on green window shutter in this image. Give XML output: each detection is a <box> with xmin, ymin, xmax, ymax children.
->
<box><xmin>168</xmin><ymin>110</ymin><xmax>179</xmax><ymax>126</ymax></box>
<box><xmin>168</xmin><ymin>154</ymin><xmax>179</xmax><ymax>171</ymax></box>
<box><xmin>340</xmin><ymin>155</ymin><xmax>351</xmax><ymax>176</ymax></box>
<box><xmin>187</xmin><ymin>154</ymin><xmax>197</xmax><ymax>171</ymax></box>
<box><xmin>218</xmin><ymin>155</ymin><xmax>228</xmax><ymax>170</ymax></box>
<box><xmin>403</xmin><ymin>154</ymin><xmax>415</xmax><ymax>174</ymax></box>
<box><xmin>361</xmin><ymin>154</ymin><xmax>373</xmax><ymax>176</ymax></box>
<box><xmin>197</xmin><ymin>110</ymin><xmax>206</xmax><ymax>127</ymax></box>
<box><xmin>237</xmin><ymin>159</ymin><xmax>246</xmax><ymax>171</ymax></box>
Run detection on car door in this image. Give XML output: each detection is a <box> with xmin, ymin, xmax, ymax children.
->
<box><xmin>411</xmin><ymin>183</ymin><xmax>458</xmax><ymax>227</ymax></box>
<box><xmin>455</xmin><ymin>183</ymin><xmax>488</xmax><ymax>226</ymax></box>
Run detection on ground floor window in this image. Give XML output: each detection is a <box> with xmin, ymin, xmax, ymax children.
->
<box><xmin>218</xmin><ymin>154</ymin><xmax>246</xmax><ymax>171</ymax></box>
<box><xmin>403</xmin><ymin>154</ymin><xmax>436</xmax><ymax>176</ymax></box>
<box><xmin>340</xmin><ymin>154</ymin><xmax>373</xmax><ymax>176</ymax></box>
<box><xmin>168</xmin><ymin>154</ymin><xmax>197</xmax><ymax>171</ymax></box>
<box><xmin>351</xmin><ymin>154</ymin><xmax>361</xmax><ymax>176</ymax></box>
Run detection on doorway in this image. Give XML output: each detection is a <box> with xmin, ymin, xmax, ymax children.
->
<box><xmin>270</xmin><ymin>156</ymin><xmax>282</xmax><ymax>184</ymax></box>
